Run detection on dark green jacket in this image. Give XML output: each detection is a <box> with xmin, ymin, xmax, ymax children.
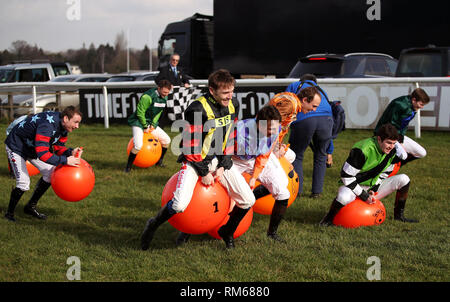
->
<box><xmin>375</xmin><ymin>95</ymin><xmax>416</xmax><ymax>137</ymax></box>
<box><xmin>128</xmin><ymin>88</ymin><xmax>167</xmax><ymax>129</ymax></box>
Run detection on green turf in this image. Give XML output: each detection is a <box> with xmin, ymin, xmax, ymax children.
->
<box><xmin>0</xmin><ymin>122</ymin><xmax>448</xmax><ymax>282</ymax></box>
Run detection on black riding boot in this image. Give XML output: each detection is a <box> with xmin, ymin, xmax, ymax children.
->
<box><xmin>24</xmin><ymin>177</ymin><xmax>51</xmax><ymax>220</ymax></box>
<box><xmin>400</xmin><ymin>154</ymin><xmax>419</xmax><ymax>167</ymax></box>
<box><xmin>124</xmin><ymin>152</ymin><xmax>137</xmax><ymax>172</ymax></box>
<box><xmin>394</xmin><ymin>182</ymin><xmax>418</xmax><ymax>223</ymax></box>
<box><xmin>253</xmin><ymin>185</ymin><xmax>270</xmax><ymax>199</ymax></box>
<box><xmin>217</xmin><ymin>206</ymin><xmax>250</xmax><ymax>249</ymax></box>
<box><xmin>155</xmin><ymin>147</ymin><xmax>168</xmax><ymax>167</ymax></box>
<box><xmin>141</xmin><ymin>203</ymin><xmax>175</xmax><ymax>250</ymax></box>
<box><xmin>5</xmin><ymin>187</ymin><xmax>26</xmax><ymax>222</ymax></box>
<box><xmin>175</xmin><ymin>232</ymin><xmax>191</xmax><ymax>246</ymax></box>
<box><xmin>267</xmin><ymin>199</ymin><xmax>288</xmax><ymax>242</ymax></box>
<box><xmin>319</xmin><ymin>199</ymin><xmax>344</xmax><ymax>226</ymax></box>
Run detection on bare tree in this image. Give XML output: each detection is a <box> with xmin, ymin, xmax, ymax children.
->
<box><xmin>10</xmin><ymin>40</ymin><xmax>31</xmax><ymax>60</ymax></box>
<box><xmin>114</xmin><ymin>31</ymin><xmax>127</xmax><ymax>54</ymax></box>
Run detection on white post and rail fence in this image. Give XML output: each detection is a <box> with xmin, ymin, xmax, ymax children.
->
<box><xmin>1</xmin><ymin>77</ymin><xmax>449</xmax><ymax>136</ymax></box>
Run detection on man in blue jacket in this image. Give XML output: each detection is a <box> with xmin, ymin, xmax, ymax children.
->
<box><xmin>286</xmin><ymin>74</ymin><xmax>333</xmax><ymax>198</ymax></box>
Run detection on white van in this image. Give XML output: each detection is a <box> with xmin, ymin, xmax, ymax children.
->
<box><xmin>0</xmin><ymin>62</ymin><xmax>71</xmax><ymax>83</ymax></box>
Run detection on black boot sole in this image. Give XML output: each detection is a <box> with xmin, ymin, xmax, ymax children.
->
<box><xmin>319</xmin><ymin>217</ymin><xmax>335</xmax><ymax>226</ymax></box>
<box><xmin>394</xmin><ymin>217</ymin><xmax>419</xmax><ymax>223</ymax></box>
<box><xmin>218</xmin><ymin>227</ymin><xmax>235</xmax><ymax>249</ymax></box>
<box><xmin>140</xmin><ymin>218</ymin><xmax>157</xmax><ymax>250</ymax></box>
<box><xmin>267</xmin><ymin>233</ymin><xmax>286</xmax><ymax>243</ymax></box>
<box><xmin>23</xmin><ymin>207</ymin><xmax>47</xmax><ymax>220</ymax></box>
<box><xmin>4</xmin><ymin>213</ymin><xmax>16</xmax><ymax>222</ymax></box>
<box><xmin>175</xmin><ymin>233</ymin><xmax>191</xmax><ymax>246</ymax></box>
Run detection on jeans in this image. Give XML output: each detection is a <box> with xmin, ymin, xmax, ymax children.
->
<box><xmin>288</xmin><ymin>115</ymin><xmax>333</xmax><ymax>195</ymax></box>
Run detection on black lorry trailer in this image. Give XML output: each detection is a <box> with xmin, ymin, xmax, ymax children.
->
<box><xmin>158</xmin><ymin>0</ymin><xmax>449</xmax><ymax>79</ymax></box>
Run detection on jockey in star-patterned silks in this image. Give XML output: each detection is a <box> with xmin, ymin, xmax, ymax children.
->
<box><xmin>4</xmin><ymin>106</ymin><xmax>83</xmax><ymax>222</ymax></box>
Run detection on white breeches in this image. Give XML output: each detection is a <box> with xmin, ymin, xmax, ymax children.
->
<box><xmin>284</xmin><ymin>148</ymin><xmax>296</xmax><ymax>164</ymax></box>
<box><xmin>232</xmin><ymin>152</ymin><xmax>291</xmax><ymax>201</ymax></box>
<box><xmin>132</xmin><ymin>126</ymin><xmax>171</xmax><ymax>150</ymax></box>
<box><xmin>171</xmin><ymin>157</ymin><xmax>255</xmax><ymax>213</ymax></box>
<box><xmin>402</xmin><ymin>135</ymin><xmax>426</xmax><ymax>158</ymax></box>
<box><xmin>6</xmin><ymin>145</ymin><xmax>55</xmax><ymax>191</ymax></box>
<box><xmin>336</xmin><ymin>174</ymin><xmax>410</xmax><ymax>206</ymax></box>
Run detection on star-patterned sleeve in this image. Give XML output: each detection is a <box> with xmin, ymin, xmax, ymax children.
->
<box><xmin>34</xmin><ymin>114</ymin><xmax>70</xmax><ymax>166</ymax></box>
<box><xmin>52</xmin><ymin>135</ymin><xmax>72</xmax><ymax>157</ymax></box>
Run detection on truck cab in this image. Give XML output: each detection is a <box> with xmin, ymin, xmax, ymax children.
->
<box><xmin>158</xmin><ymin>13</ymin><xmax>213</xmax><ymax>79</ymax></box>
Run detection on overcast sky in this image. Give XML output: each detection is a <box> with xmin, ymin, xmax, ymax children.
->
<box><xmin>0</xmin><ymin>0</ymin><xmax>213</xmax><ymax>52</ymax></box>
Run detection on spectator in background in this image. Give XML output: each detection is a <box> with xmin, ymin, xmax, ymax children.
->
<box><xmin>286</xmin><ymin>74</ymin><xmax>333</xmax><ymax>199</ymax></box>
<box><xmin>155</xmin><ymin>53</ymin><xmax>190</xmax><ymax>88</ymax></box>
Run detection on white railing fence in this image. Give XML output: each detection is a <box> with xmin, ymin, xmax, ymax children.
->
<box><xmin>1</xmin><ymin>77</ymin><xmax>449</xmax><ymax>136</ymax></box>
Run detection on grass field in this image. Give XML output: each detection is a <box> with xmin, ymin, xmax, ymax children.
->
<box><xmin>0</xmin><ymin>121</ymin><xmax>448</xmax><ymax>283</ymax></box>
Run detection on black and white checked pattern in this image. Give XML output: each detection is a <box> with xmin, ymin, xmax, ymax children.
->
<box><xmin>165</xmin><ymin>86</ymin><xmax>205</xmax><ymax>121</ymax></box>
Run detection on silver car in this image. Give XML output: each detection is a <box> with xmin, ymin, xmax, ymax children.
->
<box><xmin>106</xmin><ymin>71</ymin><xmax>159</xmax><ymax>82</ymax></box>
<box><xmin>3</xmin><ymin>73</ymin><xmax>112</xmax><ymax>117</ymax></box>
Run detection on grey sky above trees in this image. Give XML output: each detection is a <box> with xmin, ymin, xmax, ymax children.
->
<box><xmin>0</xmin><ymin>0</ymin><xmax>213</xmax><ymax>52</ymax></box>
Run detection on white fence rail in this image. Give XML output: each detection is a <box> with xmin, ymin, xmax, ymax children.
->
<box><xmin>1</xmin><ymin>77</ymin><xmax>450</xmax><ymax>136</ymax></box>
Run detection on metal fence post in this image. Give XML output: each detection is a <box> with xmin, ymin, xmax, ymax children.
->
<box><xmin>32</xmin><ymin>85</ymin><xmax>37</xmax><ymax>114</ymax></box>
<box><xmin>56</xmin><ymin>91</ymin><xmax>61</xmax><ymax>111</ymax></box>
<box><xmin>8</xmin><ymin>93</ymin><xmax>13</xmax><ymax>120</ymax></box>
<box><xmin>414</xmin><ymin>82</ymin><xmax>421</xmax><ymax>138</ymax></box>
<box><xmin>103</xmin><ymin>85</ymin><xmax>109</xmax><ymax>129</ymax></box>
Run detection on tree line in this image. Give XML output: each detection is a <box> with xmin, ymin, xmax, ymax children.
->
<box><xmin>0</xmin><ymin>32</ymin><xmax>158</xmax><ymax>74</ymax></box>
